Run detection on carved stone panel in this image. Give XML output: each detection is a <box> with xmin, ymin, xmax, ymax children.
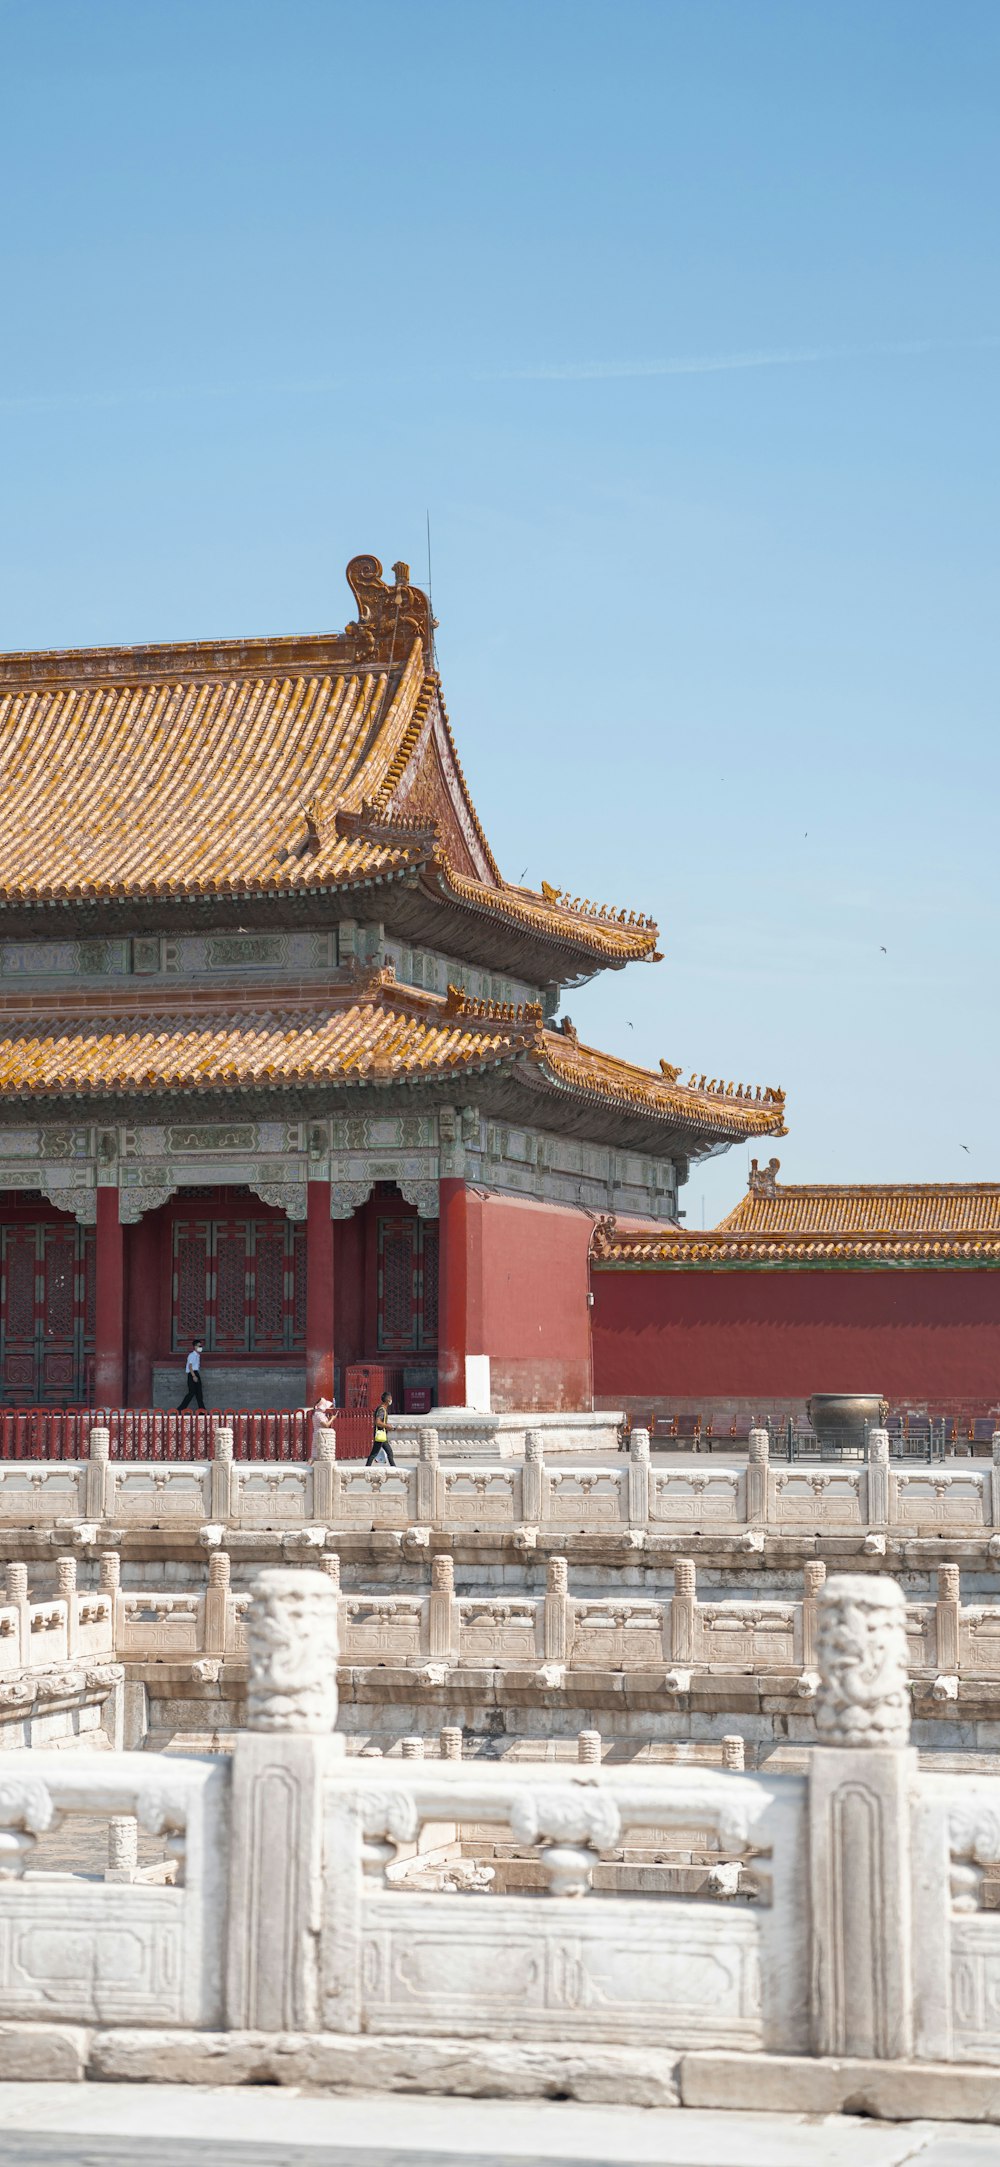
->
<box><xmin>542</xmin><ymin>1475</ymin><xmax>624</xmax><ymax>1526</ymax></box>
<box><xmin>649</xmin><ymin>1474</ymin><xmax>741</xmax><ymax>1524</ymax></box>
<box><xmin>0</xmin><ymin>1885</ymin><xmax>187</xmax><ymax>2023</ymax></box>
<box><xmin>340</xmin><ymin>1603</ymin><xmax>422</xmax><ymax>1665</ymax></box>
<box><xmin>235</xmin><ymin>1472</ymin><xmax>310</xmax><ymax>1526</ymax></box>
<box><xmin>110</xmin><ymin>1470</ymin><xmax>210</xmax><ymax>1520</ymax></box>
<box><xmin>952</xmin><ymin>1917</ymin><xmax>1000</xmax><ymax>2060</ymax></box>
<box><xmin>336</xmin><ymin>1472</ymin><xmax>412</xmax><ymax>1527</ymax></box>
<box><xmin>439</xmin><ymin>1473</ymin><xmax>516</xmax><ymax>1526</ymax></box>
<box><xmin>896</xmin><ymin>1476</ymin><xmax>988</xmax><ymax>1528</ymax></box>
<box><xmin>360</xmin><ymin>1893</ymin><xmax>763</xmax><ymax>2046</ymax></box>
<box><xmin>699</xmin><ymin>1607</ymin><xmax>797</xmax><ymax>1670</ymax></box>
<box><xmin>772</xmin><ymin>1473</ymin><xmax>863</xmax><ymax>1525</ymax></box>
<box><xmin>457</xmin><ymin>1605</ymin><xmax>539</xmax><ymax>1666</ymax></box>
<box><xmin>570</xmin><ymin>1607</ymin><xmax>665</xmax><ymax>1670</ymax></box>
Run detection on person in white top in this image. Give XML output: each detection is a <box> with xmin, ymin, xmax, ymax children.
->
<box><xmin>178</xmin><ymin>1341</ymin><xmax>205</xmax><ymax>1411</ymax></box>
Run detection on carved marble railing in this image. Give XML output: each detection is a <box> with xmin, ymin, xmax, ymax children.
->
<box><xmin>0</xmin><ymin>1569</ymin><xmax>997</xmax><ymax>2074</ymax></box>
<box><xmin>6</xmin><ymin>1424</ymin><xmax>1000</xmax><ymax>1546</ymax></box>
<box><xmin>56</xmin><ymin>1552</ymin><xmax>1000</xmax><ymax>1695</ymax></box>
<box><xmin>0</xmin><ymin>1558</ymin><xmax>119</xmax><ymax>1742</ymax></box>
<box><xmin>0</xmin><ymin>1559</ymin><xmax>114</xmax><ymax>1672</ymax></box>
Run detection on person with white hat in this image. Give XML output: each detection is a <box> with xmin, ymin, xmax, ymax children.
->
<box><xmin>310</xmin><ymin>1396</ymin><xmax>336</xmax><ymax>1458</ymax></box>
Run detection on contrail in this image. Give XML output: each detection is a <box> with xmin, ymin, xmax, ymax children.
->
<box><xmin>1</xmin><ymin>334</ymin><xmax>996</xmax><ymax>416</ymax></box>
<box><xmin>488</xmin><ymin>334</ymin><xmax>1000</xmax><ymax>382</ymax></box>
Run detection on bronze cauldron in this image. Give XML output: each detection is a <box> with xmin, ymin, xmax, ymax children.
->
<box><xmin>807</xmin><ymin>1393</ymin><xmax>889</xmax><ymax>1449</ymax></box>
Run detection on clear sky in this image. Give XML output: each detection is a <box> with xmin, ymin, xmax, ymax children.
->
<box><xmin>3</xmin><ymin>1</ymin><xmax>997</xmax><ymax>1225</ymax></box>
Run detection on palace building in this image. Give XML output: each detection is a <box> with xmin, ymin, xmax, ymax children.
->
<box><xmin>0</xmin><ymin>554</ymin><xmax>785</xmax><ymax>1414</ymax></box>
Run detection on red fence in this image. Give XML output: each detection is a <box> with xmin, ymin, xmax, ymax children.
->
<box><xmin>0</xmin><ymin>1408</ymin><xmax>374</xmax><ymax>1462</ymax></box>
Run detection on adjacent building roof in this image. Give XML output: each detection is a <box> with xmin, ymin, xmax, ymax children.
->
<box><xmin>0</xmin><ymin>556</ymin><xmax>659</xmax><ymax>977</ymax></box>
<box><xmin>717</xmin><ymin>1164</ymin><xmax>1000</xmax><ymax>1239</ymax></box>
<box><xmin>592</xmin><ymin>1160</ymin><xmax>1000</xmax><ymax>1265</ymax></box>
<box><xmin>0</xmin><ymin>968</ymin><xmax>788</xmax><ymax>1150</ymax></box>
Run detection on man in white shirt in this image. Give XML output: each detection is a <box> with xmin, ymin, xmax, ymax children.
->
<box><xmin>178</xmin><ymin>1341</ymin><xmax>205</xmax><ymax>1411</ymax></box>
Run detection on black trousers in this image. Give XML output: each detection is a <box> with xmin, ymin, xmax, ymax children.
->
<box><xmin>366</xmin><ymin>1440</ymin><xmax>396</xmax><ymax>1466</ymax></box>
<box><xmin>178</xmin><ymin>1374</ymin><xmax>205</xmax><ymax>1411</ymax></box>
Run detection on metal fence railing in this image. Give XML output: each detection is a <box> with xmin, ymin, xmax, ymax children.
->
<box><xmin>642</xmin><ymin>1410</ymin><xmax>988</xmax><ymax>1456</ymax></box>
<box><xmin>0</xmin><ymin>1407</ymin><xmax>373</xmax><ymax>1462</ymax></box>
<box><xmin>766</xmin><ymin>1416</ymin><xmax>949</xmax><ymax>1464</ymax></box>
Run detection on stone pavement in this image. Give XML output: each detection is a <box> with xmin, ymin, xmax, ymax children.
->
<box><xmin>0</xmin><ymin>2088</ymin><xmax>996</xmax><ymax>2166</ymax></box>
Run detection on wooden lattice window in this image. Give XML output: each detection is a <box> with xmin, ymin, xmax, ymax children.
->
<box><xmin>0</xmin><ymin>1219</ymin><xmax>94</xmax><ymax>1406</ymax></box>
<box><xmin>171</xmin><ymin>1218</ymin><xmax>305</xmax><ymax>1354</ymax></box>
<box><xmin>3</xmin><ymin>1231</ymin><xmax>36</xmax><ymax>1345</ymax></box>
<box><xmin>420</xmin><ymin>1222</ymin><xmax>439</xmax><ymax>1347</ymax></box>
<box><xmin>292</xmin><ymin>1227</ymin><xmax>308</xmax><ymax>1345</ymax></box>
<box><xmin>252</xmin><ymin>1226</ymin><xmax>287</xmax><ymax>1352</ymax></box>
<box><xmin>175</xmin><ymin>1225</ymin><xmax>210</xmax><ymax>1345</ymax></box>
<box><xmin>376</xmin><ymin>1216</ymin><xmax>439</xmax><ymax>1354</ymax></box>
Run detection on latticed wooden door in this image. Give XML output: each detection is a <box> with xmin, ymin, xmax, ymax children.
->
<box><xmin>0</xmin><ymin>1219</ymin><xmax>94</xmax><ymax>1404</ymax></box>
<box><xmin>171</xmin><ymin>1217</ymin><xmax>306</xmax><ymax>1354</ymax></box>
<box><xmin>376</xmin><ymin>1217</ymin><xmax>439</xmax><ymax>1353</ymax></box>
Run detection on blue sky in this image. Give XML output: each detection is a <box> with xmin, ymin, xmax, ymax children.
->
<box><xmin>3</xmin><ymin>1</ymin><xmax>997</xmax><ymax>1224</ymax></box>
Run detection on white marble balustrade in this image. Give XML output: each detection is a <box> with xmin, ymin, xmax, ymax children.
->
<box><xmin>50</xmin><ymin>1551</ymin><xmax>1000</xmax><ymax>1693</ymax></box>
<box><xmin>0</xmin><ymin>1560</ymin><xmax>114</xmax><ymax>1671</ymax></box>
<box><xmin>5</xmin><ymin>1424</ymin><xmax>1000</xmax><ymax>1544</ymax></box>
<box><xmin>0</xmin><ymin>1569</ymin><xmax>996</xmax><ymax>2075</ymax></box>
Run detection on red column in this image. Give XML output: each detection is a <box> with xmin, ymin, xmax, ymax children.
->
<box><xmin>305</xmin><ymin>1179</ymin><xmax>335</xmax><ymax>1404</ymax></box>
<box><xmin>126</xmin><ymin>1211</ymin><xmax>161</xmax><ymax>1409</ymax></box>
<box><xmin>94</xmin><ymin>1187</ymin><xmax>125</xmax><ymax>1408</ymax></box>
<box><xmin>437</xmin><ymin>1177</ymin><xmax>469</xmax><ymax>1406</ymax></box>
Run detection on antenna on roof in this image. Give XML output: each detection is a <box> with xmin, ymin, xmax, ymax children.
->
<box><xmin>426</xmin><ymin>510</ymin><xmax>436</xmax><ymax>671</ymax></box>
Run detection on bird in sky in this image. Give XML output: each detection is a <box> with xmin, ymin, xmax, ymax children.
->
<box><xmin>519</xmin><ymin>867</ymin><xmax>528</xmax><ymax>880</ymax></box>
<box><xmin>880</xmin><ymin>946</ymin><xmax>887</xmax><ymax>954</ymax></box>
<box><xmin>962</xmin><ymin>1145</ymin><xmax>971</xmax><ymax>1155</ymax></box>
<box><xmin>627</xmin><ymin>1021</ymin><xmax>634</xmax><ymax>1030</ymax></box>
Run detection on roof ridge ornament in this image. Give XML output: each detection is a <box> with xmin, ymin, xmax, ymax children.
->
<box><xmin>336</xmin><ymin>801</ymin><xmax>438</xmax><ymax>851</ymax></box>
<box><xmin>749</xmin><ymin>1156</ymin><xmax>782</xmax><ymax>1198</ymax></box>
<box><xmin>344</xmin><ymin>555</ymin><xmax>433</xmax><ymax>664</ymax></box>
<box><xmin>540</xmin><ymin>879</ymin><xmax>655</xmax><ymax>932</ymax></box>
<box><xmin>338</xmin><ymin>957</ymin><xmax>398</xmax><ymax>996</ymax></box>
<box><xmin>687</xmin><ymin>1077</ymin><xmax>785</xmax><ymax>1109</ymax></box>
<box><xmin>444</xmin><ymin>983</ymin><xmax>544</xmax><ymax>1034</ymax></box>
<box><xmin>590</xmin><ymin>1214</ymin><xmax>618</xmax><ymax>1259</ymax></box>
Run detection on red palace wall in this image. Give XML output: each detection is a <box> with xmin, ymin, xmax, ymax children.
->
<box><xmin>591</xmin><ymin>1267</ymin><xmax>1000</xmax><ymax>1422</ymax></box>
<box><xmin>461</xmin><ymin>1192</ymin><xmax>594</xmax><ymax>1412</ymax></box>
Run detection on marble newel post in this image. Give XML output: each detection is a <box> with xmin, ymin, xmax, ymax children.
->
<box><xmin>809</xmin><ymin>1574</ymin><xmax>915</xmax><ymax>2060</ymax></box>
<box><xmin>226</xmin><ymin>1569</ymin><xmax>341</xmax><ymax>2034</ymax></box>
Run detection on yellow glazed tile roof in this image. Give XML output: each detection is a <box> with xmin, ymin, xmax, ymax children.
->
<box><xmin>0</xmin><ymin>988</ymin><xmax>518</xmax><ymax>1098</ymax></box>
<box><xmin>0</xmin><ymin>556</ymin><xmax>659</xmax><ymax>969</ymax></box>
<box><xmin>0</xmin><ymin>973</ymin><xmax>785</xmax><ymax>1144</ymax></box>
<box><xmin>592</xmin><ymin>1169</ymin><xmax>1000</xmax><ymax>1266</ymax></box>
<box><xmin>442</xmin><ymin>988</ymin><xmax>786</xmax><ymax>1140</ymax></box>
<box><xmin>529</xmin><ymin>1030</ymin><xmax>787</xmax><ymax>1141</ymax></box>
<box><xmin>717</xmin><ymin>1164</ymin><xmax>1000</xmax><ymax>1237</ymax></box>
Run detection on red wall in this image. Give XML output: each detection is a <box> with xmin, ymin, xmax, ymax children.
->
<box><xmin>592</xmin><ymin>1266</ymin><xmax>1000</xmax><ymax>1417</ymax></box>
<box><xmin>465</xmin><ymin>1192</ymin><xmax>594</xmax><ymax>1411</ymax></box>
